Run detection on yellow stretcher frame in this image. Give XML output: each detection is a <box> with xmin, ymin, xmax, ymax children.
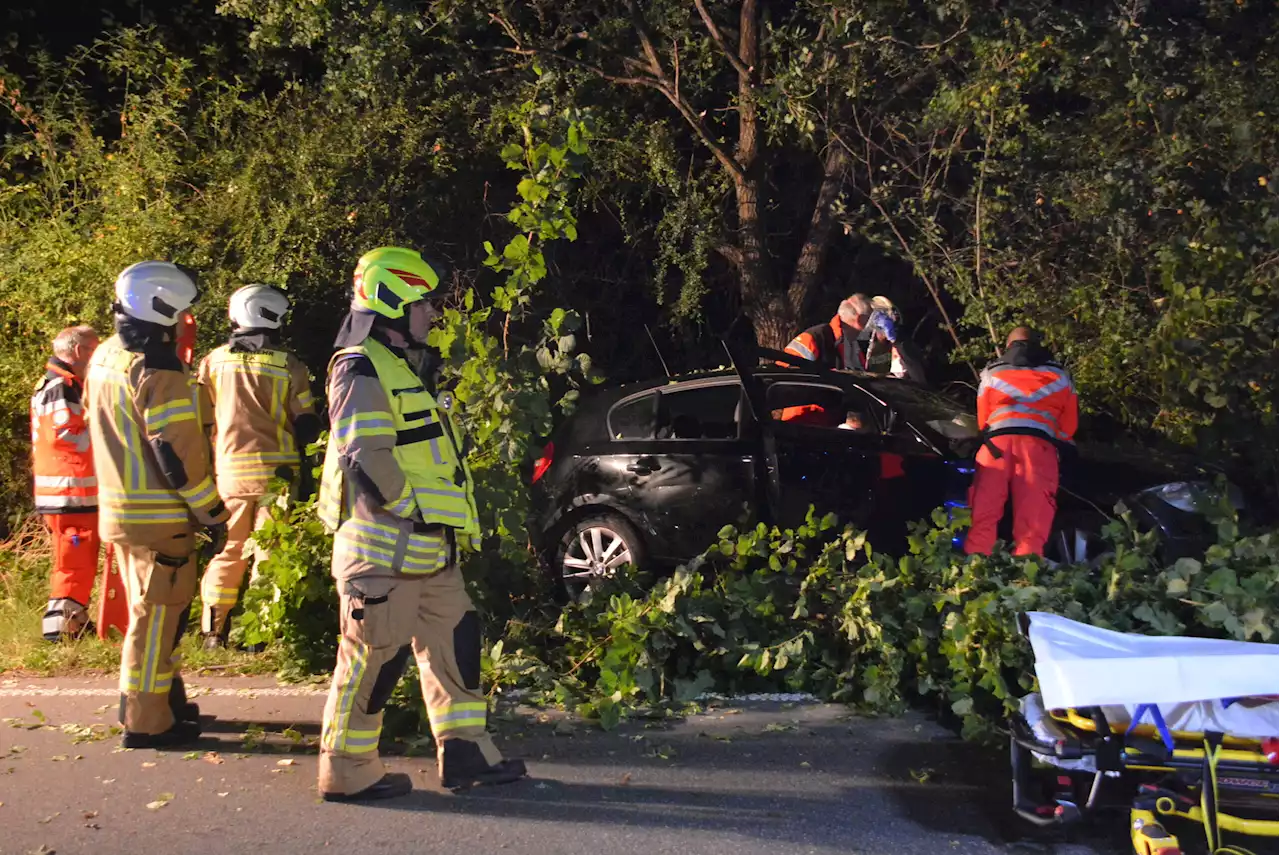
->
<box><xmin>1016</xmin><ymin>706</ymin><xmax>1279</xmax><ymax>855</ymax></box>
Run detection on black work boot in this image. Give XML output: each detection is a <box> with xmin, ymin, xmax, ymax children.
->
<box><xmin>321</xmin><ymin>773</ymin><xmax>413</xmax><ymax>803</ymax></box>
<box><xmin>202</xmin><ymin>615</ymin><xmax>231</xmax><ymax>651</ymax></box>
<box><xmin>168</xmin><ymin>675</ymin><xmax>201</xmax><ymax>724</ymax></box>
<box><xmin>122</xmin><ymin>719</ymin><xmax>202</xmax><ymax>750</ymax></box>
<box><xmin>438</xmin><ymin>739</ymin><xmax>528</xmax><ymax>791</ymax></box>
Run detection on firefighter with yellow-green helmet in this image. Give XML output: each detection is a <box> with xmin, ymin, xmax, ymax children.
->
<box><xmin>316</xmin><ymin>246</ymin><xmax>527</xmax><ymax>801</ymax></box>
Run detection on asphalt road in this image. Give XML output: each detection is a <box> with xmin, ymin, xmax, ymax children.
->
<box><xmin>0</xmin><ymin>676</ymin><xmax>1126</xmax><ymax>855</ymax></box>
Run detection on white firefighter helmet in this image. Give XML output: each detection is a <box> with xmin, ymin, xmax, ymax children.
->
<box><xmin>228</xmin><ymin>284</ymin><xmax>290</xmax><ymax>330</ymax></box>
<box><xmin>114</xmin><ymin>261</ymin><xmax>199</xmax><ymax>326</ymax></box>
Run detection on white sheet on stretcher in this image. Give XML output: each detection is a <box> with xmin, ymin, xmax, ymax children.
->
<box><xmin>1025</xmin><ymin>611</ymin><xmax>1280</xmax><ymax>711</ymax></box>
<box><xmin>1020</xmin><ymin>692</ymin><xmax>1279</xmax><ymax>749</ymax></box>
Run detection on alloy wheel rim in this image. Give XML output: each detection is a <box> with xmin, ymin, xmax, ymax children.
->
<box><xmin>563</xmin><ymin>526</ymin><xmax>632</xmax><ymax>581</ymax></box>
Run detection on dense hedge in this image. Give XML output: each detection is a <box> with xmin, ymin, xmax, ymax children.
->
<box><xmin>240</xmin><ymin>491</ymin><xmax>1277</xmax><ymax>741</ymax></box>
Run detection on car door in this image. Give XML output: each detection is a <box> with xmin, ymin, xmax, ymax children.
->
<box><xmin>758</xmin><ymin>380</ymin><xmax>882</xmax><ymax>529</ymax></box>
<box><xmin>606</xmin><ymin>380</ymin><xmax>759</xmax><ymax>560</ymax></box>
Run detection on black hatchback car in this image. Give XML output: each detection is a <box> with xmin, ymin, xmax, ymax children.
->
<box><xmin>528</xmin><ymin>352</ymin><xmax>1237</xmax><ymax>591</ymax></box>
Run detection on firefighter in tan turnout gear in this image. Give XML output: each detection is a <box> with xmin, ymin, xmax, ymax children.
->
<box><xmin>86</xmin><ymin>261</ymin><xmax>229</xmax><ymax>748</ymax></box>
<box><xmin>316</xmin><ymin>246</ymin><xmax>526</xmax><ymax>802</ymax></box>
<box><xmin>197</xmin><ymin>285</ymin><xmax>320</xmax><ymax>648</ymax></box>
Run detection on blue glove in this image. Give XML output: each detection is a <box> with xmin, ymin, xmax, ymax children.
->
<box><xmin>869</xmin><ymin>310</ymin><xmax>898</xmax><ymax>343</ymax></box>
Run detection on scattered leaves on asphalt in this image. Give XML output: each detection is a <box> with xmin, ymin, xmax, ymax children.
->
<box><xmin>51</xmin><ymin>755</ymin><xmax>68</xmax><ymax>762</ymax></box>
<box><xmin>28</xmin><ymin>845</ymin><xmax>55</xmax><ymax>855</ymax></box>
<box><xmin>62</xmin><ymin>723</ymin><xmax>120</xmax><ymax>744</ymax></box>
<box><xmin>800</xmin><ymin>761</ymin><xmax>812</xmax><ymax>768</ymax></box>
<box><xmin>642</xmin><ymin>744</ymin><xmax>676</xmax><ymax>760</ymax></box>
<box><xmin>146</xmin><ymin>792</ymin><xmax>175</xmax><ymax>810</ymax></box>
<box><xmin>242</xmin><ymin>724</ymin><xmax>266</xmax><ymax>750</ymax></box>
<box><xmin>619</xmin><ymin>772</ymin><xmax>632</xmax><ymax>786</ymax></box>
<box><xmin>277</xmin><ymin>758</ymin><xmax>297</xmax><ymax>767</ymax></box>
<box><xmin>910</xmin><ymin>767</ymin><xmax>936</xmax><ymax>784</ymax></box>
<box><xmin>203</xmin><ymin>752</ymin><xmax>225</xmax><ymax>765</ymax></box>
<box><xmin>763</xmin><ymin>721</ymin><xmax>799</xmax><ymax>733</ymax></box>
<box><xmin>101</xmin><ymin>778</ymin><xmax>116</xmax><ymax>785</ymax></box>
<box><xmin>183</xmin><ymin>752</ymin><xmax>201</xmax><ymax>761</ymax></box>
<box><xmin>38</xmin><ymin>812</ymin><xmax>60</xmax><ymax>824</ymax></box>
<box><xmin>217</xmin><ymin>792</ymin><xmax>229</xmax><ymax>798</ymax></box>
<box><xmin>141</xmin><ymin>761</ymin><xmax>157</xmax><ymax>768</ymax></box>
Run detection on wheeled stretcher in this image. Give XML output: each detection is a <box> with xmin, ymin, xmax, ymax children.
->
<box><xmin>1010</xmin><ymin>612</ymin><xmax>1279</xmax><ymax>855</ymax></box>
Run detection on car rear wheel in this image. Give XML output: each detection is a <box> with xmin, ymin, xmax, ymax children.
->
<box><xmin>555</xmin><ymin>513</ymin><xmax>646</xmax><ymax>596</ymax></box>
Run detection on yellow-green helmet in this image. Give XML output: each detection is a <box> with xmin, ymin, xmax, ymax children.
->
<box><xmin>352</xmin><ymin>247</ymin><xmax>440</xmax><ymax>318</ymax></box>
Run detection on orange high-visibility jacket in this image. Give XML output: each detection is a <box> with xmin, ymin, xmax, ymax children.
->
<box><xmin>976</xmin><ymin>343</ymin><xmax>1078</xmax><ymax>445</ymax></box>
<box><xmin>783</xmin><ymin>315</ymin><xmax>867</xmax><ymax>370</ymax></box>
<box><xmin>30</xmin><ymin>358</ymin><xmax>97</xmax><ymax>514</ymax></box>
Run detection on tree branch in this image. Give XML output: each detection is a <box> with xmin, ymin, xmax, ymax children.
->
<box><xmin>693</xmin><ymin>0</ymin><xmax>753</xmax><ymax>78</ymax></box>
<box><xmin>626</xmin><ymin>0</ymin><xmax>668</xmax><ymax>79</ymax></box>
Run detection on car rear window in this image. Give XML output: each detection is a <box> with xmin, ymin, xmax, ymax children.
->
<box><xmin>656</xmin><ymin>383</ymin><xmax>741</xmax><ymax>440</ymax></box>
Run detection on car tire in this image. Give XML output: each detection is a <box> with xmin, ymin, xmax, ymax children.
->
<box><xmin>553</xmin><ymin>513</ymin><xmax>647</xmax><ymax>598</ymax></box>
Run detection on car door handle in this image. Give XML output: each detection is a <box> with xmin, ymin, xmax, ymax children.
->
<box><xmin>626</xmin><ymin>459</ymin><xmax>657</xmax><ymax>475</ymax></box>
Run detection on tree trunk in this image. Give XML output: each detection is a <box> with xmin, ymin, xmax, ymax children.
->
<box><xmin>733</xmin><ymin>0</ymin><xmax>788</xmax><ymax>349</ymax></box>
<box><xmin>787</xmin><ymin>138</ymin><xmax>847</xmax><ymax>321</ymax></box>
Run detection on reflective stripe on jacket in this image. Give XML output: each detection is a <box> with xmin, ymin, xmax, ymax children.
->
<box><xmin>317</xmin><ymin>338</ymin><xmax>479</xmax><ymax>581</ymax></box>
<box><xmin>782</xmin><ymin>315</ymin><xmax>866</xmax><ymax>370</ymax></box>
<box><xmin>976</xmin><ymin>349</ymin><xmax>1078</xmax><ymax>445</ymax></box>
<box><xmin>197</xmin><ymin>344</ymin><xmax>315</xmax><ymax>498</ymax></box>
<box><xmin>86</xmin><ymin>334</ymin><xmax>228</xmax><ymax>544</ymax></box>
<box><xmin>30</xmin><ymin>358</ymin><xmax>97</xmax><ymax>513</ymax></box>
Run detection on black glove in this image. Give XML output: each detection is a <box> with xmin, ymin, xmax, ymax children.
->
<box><xmin>201</xmin><ymin>522</ymin><xmax>228</xmax><ymax>563</ymax></box>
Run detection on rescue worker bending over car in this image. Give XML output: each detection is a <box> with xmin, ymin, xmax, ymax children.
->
<box><xmin>197</xmin><ymin>285</ymin><xmax>319</xmax><ymax>648</ymax></box>
<box><xmin>315</xmin><ymin>246</ymin><xmax>526</xmax><ymax>802</ymax></box>
<box><xmin>784</xmin><ymin>293</ymin><xmax>873</xmax><ymax>370</ymax></box>
<box><xmin>86</xmin><ymin>261</ymin><xmax>229</xmax><ymax>748</ymax></box>
<box><xmin>31</xmin><ymin>325</ymin><xmax>101</xmax><ymax>640</ymax></box>
<box><xmin>964</xmin><ymin>327</ymin><xmax>1077</xmax><ymax>558</ymax></box>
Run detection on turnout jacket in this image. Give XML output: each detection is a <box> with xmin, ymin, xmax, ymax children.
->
<box><xmin>317</xmin><ymin>337</ymin><xmax>480</xmax><ymax>583</ymax></box>
<box><xmin>197</xmin><ymin>332</ymin><xmax>318</xmax><ymax>499</ymax></box>
<box><xmin>86</xmin><ymin>330</ymin><xmax>229</xmax><ymax>545</ymax></box>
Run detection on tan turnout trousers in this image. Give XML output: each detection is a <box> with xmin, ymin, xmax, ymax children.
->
<box><xmin>117</xmin><ymin>533</ymin><xmax>198</xmax><ymax>734</ymax></box>
<box><xmin>200</xmin><ymin>497</ymin><xmax>272</xmax><ymax>635</ymax></box>
<box><xmin>318</xmin><ymin>563</ymin><xmax>500</xmax><ymax>796</ymax></box>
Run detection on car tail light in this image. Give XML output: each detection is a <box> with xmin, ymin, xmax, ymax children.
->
<box><xmin>531</xmin><ymin>442</ymin><xmax>555</xmax><ymax>484</ymax></box>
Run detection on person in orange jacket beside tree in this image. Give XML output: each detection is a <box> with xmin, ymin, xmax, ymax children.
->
<box><xmin>31</xmin><ymin>324</ymin><xmax>102</xmax><ymax>640</ymax></box>
<box><xmin>963</xmin><ymin>326</ymin><xmax>1078</xmax><ymax>558</ymax></box>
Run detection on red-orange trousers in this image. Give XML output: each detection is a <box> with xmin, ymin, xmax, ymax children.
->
<box><xmin>962</xmin><ymin>434</ymin><xmax>1059</xmax><ymax>557</ymax></box>
<box><xmin>45</xmin><ymin>512</ymin><xmax>101</xmax><ymax>606</ymax></box>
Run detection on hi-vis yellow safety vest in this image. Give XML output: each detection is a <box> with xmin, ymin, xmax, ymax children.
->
<box><xmin>317</xmin><ymin>339</ymin><xmax>480</xmax><ymax>545</ymax></box>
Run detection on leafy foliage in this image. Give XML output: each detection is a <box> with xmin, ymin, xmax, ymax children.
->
<box><xmin>492</xmin><ymin>505</ymin><xmax>1277</xmax><ymax>742</ymax></box>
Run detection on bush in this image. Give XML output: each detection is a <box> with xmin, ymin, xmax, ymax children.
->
<box><xmin>488</xmin><ymin>506</ymin><xmax>1278</xmax><ymax>741</ymax></box>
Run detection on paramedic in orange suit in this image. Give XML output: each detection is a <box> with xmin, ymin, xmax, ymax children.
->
<box><xmin>963</xmin><ymin>327</ymin><xmax>1078</xmax><ymax>557</ymax></box>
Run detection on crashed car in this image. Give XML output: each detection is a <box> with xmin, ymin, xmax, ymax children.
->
<box><xmin>527</xmin><ymin>349</ymin><xmax>1240</xmax><ymax>592</ymax></box>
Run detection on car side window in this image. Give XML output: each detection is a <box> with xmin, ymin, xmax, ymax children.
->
<box><xmin>608</xmin><ymin>393</ymin><xmax>658</xmax><ymax>439</ymax></box>
<box><xmin>765</xmin><ymin>382</ymin><xmax>879</xmax><ymax>434</ymax></box>
<box><xmin>655</xmin><ymin>384</ymin><xmax>742</xmax><ymax>440</ymax></box>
